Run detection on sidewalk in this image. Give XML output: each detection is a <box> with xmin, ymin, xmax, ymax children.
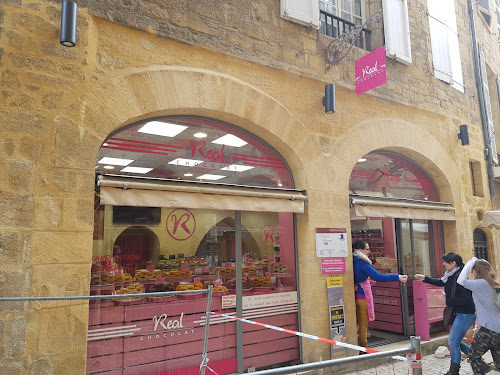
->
<box><xmin>340</xmin><ymin>334</ymin><xmax>500</xmax><ymax>374</ymax></box>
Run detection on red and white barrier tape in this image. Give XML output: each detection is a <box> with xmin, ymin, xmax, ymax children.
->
<box><xmin>210</xmin><ymin>311</ymin><xmax>380</xmax><ymax>354</ymax></box>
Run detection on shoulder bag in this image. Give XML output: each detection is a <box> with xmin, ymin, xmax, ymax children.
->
<box><xmin>443</xmin><ymin>275</ymin><xmax>457</xmax><ymax>326</ymax></box>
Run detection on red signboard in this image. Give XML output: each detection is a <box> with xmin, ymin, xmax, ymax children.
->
<box><xmin>321</xmin><ymin>258</ymin><xmax>346</xmax><ymax>274</ymax></box>
<box><xmin>355</xmin><ymin>46</ymin><xmax>387</xmax><ymax>95</ymax></box>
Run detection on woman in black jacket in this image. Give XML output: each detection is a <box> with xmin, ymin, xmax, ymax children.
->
<box><xmin>415</xmin><ymin>252</ymin><xmax>475</xmax><ymax>375</ymax></box>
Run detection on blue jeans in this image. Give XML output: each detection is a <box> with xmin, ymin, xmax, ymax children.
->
<box><xmin>449</xmin><ymin>312</ymin><xmax>476</xmax><ymax>364</ymax></box>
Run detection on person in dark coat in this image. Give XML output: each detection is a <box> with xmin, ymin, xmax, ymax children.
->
<box><xmin>415</xmin><ymin>252</ymin><xmax>476</xmax><ymax>375</ymax></box>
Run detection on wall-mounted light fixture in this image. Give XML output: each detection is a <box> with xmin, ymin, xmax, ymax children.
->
<box><xmin>60</xmin><ymin>0</ymin><xmax>78</xmax><ymax>47</ymax></box>
<box><xmin>323</xmin><ymin>84</ymin><xmax>335</xmax><ymax>113</ymax></box>
<box><xmin>458</xmin><ymin>124</ymin><xmax>470</xmax><ymax>146</ymax></box>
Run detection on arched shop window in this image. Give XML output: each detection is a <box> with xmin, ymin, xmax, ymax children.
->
<box><xmin>350</xmin><ymin>151</ymin><xmax>439</xmax><ymax>202</ymax></box>
<box><xmin>95</xmin><ymin>116</ymin><xmax>293</xmax><ymax>188</ymax></box>
<box><xmin>473</xmin><ymin>228</ymin><xmax>488</xmax><ymax>260</ymax></box>
<box><xmin>89</xmin><ymin>117</ymin><xmax>301</xmax><ymax>374</ymax></box>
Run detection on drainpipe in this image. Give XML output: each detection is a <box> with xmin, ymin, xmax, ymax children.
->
<box><xmin>467</xmin><ymin>0</ymin><xmax>495</xmax><ymax>197</ymax></box>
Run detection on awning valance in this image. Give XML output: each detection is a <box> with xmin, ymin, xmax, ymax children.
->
<box><xmin>481</xmin><ymin>211</ymin><xmax>500</xmax><ymax>229</ymax></box>
<box><xmin>350</xmin><ymin>196</ymin><xmax>456</xmax><ymax>221</ymax></box>
<box><xmin>98</xmin><ymin>176</ymin><xmax>307</xmax><ymax>213</ymax></box>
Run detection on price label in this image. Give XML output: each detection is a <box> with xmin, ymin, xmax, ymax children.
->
<box><xmin>115</xmin><ymin>270</ymin><xmax>123</xmax><ymax>276</ymax></box>
<box><xmin>245</xmin><ymin>262</ymin><xmax>253</xmax><ymax>267</ymax></box>
<box><xmin>155</xmin><ymin>278</ymin><xmax>165</xmax><ymax>284</ymax></box>
<box><xmin>269</xmin><ymin>259</ymin><xmax>276</xmax><ymax>263</ymax></box>
<box><xmin>226</xmin><ymin>263</ymin><xmax>233</xmax><ymax>268</ymax></box>
<box><xmin>181</xmin><ymin>265</ymin><xmax>188</xmax><ymax>270</ymax></box>
<box><xmin>215</xmin><ymin>280</ymin><xmax>222</xmax><ymax>287</ymax></box>
<box><xmin>202</xmin><ymin>267</ymin><xmax>210</xmax><ymax>273</ymax></box>
<box><xmin>194</xmin><ymin>277</ymin><xmax>201</xmax><ymax>284</ymax></box>
<box><xmin>263</xmin><ymin>256</ymin><xmax>269</xmax><ymax>260</ymax></box>
<box><xmin>242</xmin><ymin>274</ymin><xmax>248</xmax><ymax>280</ymax></box>
<box><xmin>265</xmin><ymin>272</ymin><xmax>271</xmax><ymax>278</ymax></box>
<box><xmin>147</xmin><ymin>265</ymin><xmax>155</xmax><ymax>271</ymax></box>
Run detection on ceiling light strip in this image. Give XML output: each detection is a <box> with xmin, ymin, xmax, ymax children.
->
<box><xmin>105</xmin><ymin>141</ymin><xmax>177</xmax><ymax>153</ymax></box>
<box><xmin>102</xmin><ymin>146</ymin><xmax>170</xmax><ymax>156</ymax></box>
<box><xmin>111</xmin><ymin>137</ymin><xmax>183</xmax><ymax>150</ymax></box>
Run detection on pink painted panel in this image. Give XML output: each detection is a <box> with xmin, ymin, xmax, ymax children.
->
<box><xmin>124</xmin><ymin>299</ymin><xmax>220</xmax><ymax>322</ymax></box>
<box><xmin>153</xmin><ymin>358</ymin><xmax>237</xmax><ymax>375</ymax></box>
<box><xmin>374</xmin><ymin>304</ymin><xmax>400</xmax><ymax>315</ymax></box>
<box><xmin>373</xmin><ymin>312</ymin><xmax>402</xmax><ymax>324</ymax></box>
<box><xmin>242</xmin><ymin>313</ymin><xmax>297</xmax><ymax>332</ymax></box>
<box><xmin>244</xmin><ymin>347</ymin><xmax>299</xmax><ymax>370</ymax></box>
<box><xmin>87</xmin><ymin>337</ymin><xmax>124</xmax><ymax>358</ymax></box>
<box><xmin>122</xmin><ymin>348</ymin><xmax>237</xmax><ymax>375</ymax></box>
<box><xmin>368</xmin><ymin>321</ymin><xmax>403</xmax><ymax>333</ymax></box>
<box><xmin>124</xmin><ymin>324</ymin><xmax>236</xmax><ymax>352</ymax></box>
<box><xmin>88</xmin><ymin>306</ymin><xmax>125</xmax><ymax>326</ymax></box>
<box><xmin>371</xmin><ymin>287</ymin><xmax>400</xmax><ymax>297</ymax></box>
<box><xmin>86</xmin><ymin>353</ymin><xmax>123</xmax><ymax>373</ymax></box>
<box><xmin>124</xmin><ymin>335</ymin><xmax>235</xmax><ymax>367</ymax></box>
<box><xmin>243</xmin><ymin>324</ymin><xmax>298</xmax><ymax>345</ymax></box>
<box><xmin>373</xmin><ymin>296</ymin><xmax>401</xmax><ymax>306</ymax></box>
<box><xmin>243</xmin><ymin>337</ymin><xmax>298</xmax><ymax>358</ymax></box>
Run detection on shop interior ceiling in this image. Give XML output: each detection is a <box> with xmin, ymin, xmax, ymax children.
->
<box><xmin>95</xmin><ymin>118</ymin><xmax>292</xmax><ymax>189</ymax></box>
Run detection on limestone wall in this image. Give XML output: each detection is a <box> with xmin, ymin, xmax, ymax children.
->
<box><xmin>0</xmin><ymin>0</ymin><xmax>498</xmax><ymax>373</ymax></box>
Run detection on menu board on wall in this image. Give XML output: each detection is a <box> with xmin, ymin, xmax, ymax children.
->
<box><xmin>315</xmin><ymin>228</ymin><xmax>348</xmax><ymax>258</ymax></box>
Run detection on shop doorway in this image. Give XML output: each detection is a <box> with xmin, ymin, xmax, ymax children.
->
<box><xmin>349</xmin><ymin>151</ymin><xmax>452</xmax><ymax>346</ymax></box>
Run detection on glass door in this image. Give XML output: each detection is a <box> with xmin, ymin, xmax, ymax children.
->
<box><xmin>396</xmin><ymin>219</ymin><xmax>436</xmax><ymax>337</ymax></box>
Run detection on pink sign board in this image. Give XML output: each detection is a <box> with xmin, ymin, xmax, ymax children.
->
<box><xmin>321</xmin><ymin>258</ymin><xmax>346</xmax><ymax>274</ymax></box>
<box><xmin>355</xmin><ymin>46</ymin><xmax>387</xmax><ymax>95</ymax></box>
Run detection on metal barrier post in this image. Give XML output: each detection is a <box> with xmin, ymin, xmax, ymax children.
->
<box><xmin>200</xmin><ymin>285</ymin><xmax>213</xmax><ymax>375</ymax></box>
<box><xmin>410</xmin><ymin>336</ymin><xmax>423</xmax><ymax>375</ymax></box>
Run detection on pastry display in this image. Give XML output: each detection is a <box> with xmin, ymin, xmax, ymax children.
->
<box><xmin>164</xmin><ymin>270</ymin><xmax>192</xmax><ymax>278</ymax></box>
<box><xmin>226</xmin><ymin>278</ymin><xmax>252</xmax><ymax>289</ymax></box>
<box><xmin>215</xmin><ymin>267</ymin><xmax>236</xmax><ymax>275</ymax></box>
<box><xmin>268</xmin><ymin>263</ymin><xmax>288</xmax><ymax>273</ymax></box>
<box><xmin>115</xmin><ymin>283</ymin><xmax>145</xmax><ymax>294</ymax></box>
<box><xmin>114</xmin><ymin>273</ymin><xmax>133</xmax><ymax>283</ymax></box>
<box><xmin>213</xmin><ymin>286</ymin><xmax>228</xmax><ymax>292</ymax></box>
<box><xmin>249</xmin><ymin>277</ymin><xmax>273</xmax><ymax>288</ymax></box>
<box><xmin>242</xmin><ymin>266</ymin><xmax>257</xmax><ymax>274</ymax></box>
<box><xmin>176</xmin><ymin>283</ymin><xmax>204</xmax><ymax>291</ymax></box>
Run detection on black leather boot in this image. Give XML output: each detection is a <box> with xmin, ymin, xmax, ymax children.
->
<box><xmin>444</xmin><ymin>362</ymin><xmax>460</xmax><ymax>375</ymax></box>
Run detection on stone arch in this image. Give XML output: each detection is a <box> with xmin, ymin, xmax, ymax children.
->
<box><xmin>59</xmin><ymin>66</ymin><xmax>324</xmax><ymax>188</ymax></box>
<box><xmin>329</xmin><ymin>118</ymin><xmax>460</xmax><ymax>204</ymax></box>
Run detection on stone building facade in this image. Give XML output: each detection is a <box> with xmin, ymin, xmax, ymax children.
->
<box><xmin>0</xmin><ymin>0</ymin><xmax>499</xmax><ymax>374</ymax></box>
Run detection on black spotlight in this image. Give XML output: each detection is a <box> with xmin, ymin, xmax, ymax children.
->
<box><xmin>458</xmin><ymin>124</ymin><xmax>470</xmax><ymax>146</ymax></box>
<box><xmin>323</xmin><ymin>84</ymin><xmax>335</xmax><ymax>114</ymax></box>
<box><xmin>60</xmin><ymin>0</ymin><xmax>78</xmax><ymax>47</ymax></box>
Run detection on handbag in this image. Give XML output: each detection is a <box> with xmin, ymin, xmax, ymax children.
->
<box><xmin>443</xmin><ymin>275</ymin><xmax>457</xmax><ymax>326</ymax></box>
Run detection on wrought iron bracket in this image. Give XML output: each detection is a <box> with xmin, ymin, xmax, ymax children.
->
<box><xmin>325</xmin><ymin>9</ymin><xmax>383</xmax><ymax>69</ymax></box>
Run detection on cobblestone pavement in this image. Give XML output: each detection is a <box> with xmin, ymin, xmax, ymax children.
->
<box><xmin>342</xmin><ymin>351</ymin><xmax>499</xmax><ymax>374</ymax></box>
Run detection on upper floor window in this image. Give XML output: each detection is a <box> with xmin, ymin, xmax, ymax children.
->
<box><xmin>427</xmin><ymin>0</ymin><xmax>464</xmax><ymax>92</ymax></box>
<box><xmin>281</xmin><ymin>0</ymin><xmax>412</xmax><ymax>63</ymax></box>
<box><xmin>320</xmin><ymin>0</ymin><xmax>366</xmax><ymax>48</ymax></box>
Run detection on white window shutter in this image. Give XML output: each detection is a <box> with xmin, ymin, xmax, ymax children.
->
<box><xmin>428</xmin><ymin>16</ymin><xmax>452</xmax><ymax>83</ymax></box>
<box><xmin>478</xmin><ymin>0</ymin><xmax>491</xmax><ymax>14</ymax></box>
<box><xmin>448</xmin><ymin>27</ymin><xmax>464</xmax><ymax>92</ymax></box>
<box><xmin>280</xmin><ymin>0</ymin><xmax>320</xmax><ymax>29</ymax></box>
<box><xmin>382</xmin><ymin>0</ymin><xmax>412</xmax><ymax>64</ymax></box>
<box><xmin>479</xmin><ymin>46</ymin><xmax>498</xmax><ymax>165</ymax></box>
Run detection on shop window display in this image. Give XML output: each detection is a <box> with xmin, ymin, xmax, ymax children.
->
<box><xmin>89</xmin><ymin>117</ymin><xmax>299</xmax><ymax>373</ymax></box>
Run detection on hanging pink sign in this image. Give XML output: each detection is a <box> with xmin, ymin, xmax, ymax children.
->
<box><xmin>355</xmin><ymin>46</ymin><xmax>387</xmax><ymax>95</ymax></box>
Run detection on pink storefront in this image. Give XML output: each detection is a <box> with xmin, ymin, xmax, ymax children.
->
<box><xmin>349</xmin><ymin>151</ymin><xmax>453</xmax><ymax>344</ymax></box>
<box><xmin>88</xmin><ymin>117</ymin><xmax>306</xmax><ymax>374</ymax></box>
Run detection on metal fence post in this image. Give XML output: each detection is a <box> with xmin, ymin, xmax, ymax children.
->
<box><xmin>200</xmin><ymin>285</ymin><xmax>213</xmax><ymax>375</ymax></box>
<box><xmin>410</xmin><ymin>336</ymin><xmax>423</xmax><ymax>375</ymax></box>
